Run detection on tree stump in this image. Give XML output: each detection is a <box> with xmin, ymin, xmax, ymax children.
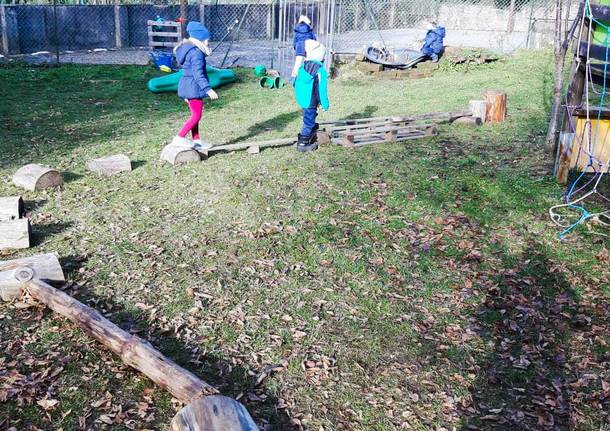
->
<box><xmin>485</xmin><ymin>90</ymin><xmax>507</xmax><ymax>123</ymax></box>
<box><xmin>0</xmin><ymin>218</ymin><xmax>30</xmax><ymax>251</ymax></box>
<box><xmin>469</xmin><ymin>100</ymin><xmax>487</xmax><ymax>121</ymax></box>
<box><xmin>12</xmin><ymin>164</ymin><xmax>63</xmax><ymax>191</ymax></box>
<box><xmin>0</xmin><ymin>196</ymin><xmax>25</xmax><ymax>221</ymax></box>
<box><xmin>87</xmin><ymin>154</ymin><xmax>132</xmax><ymax>176</ymax></box>
<box><xmin>0</xmin><ymin>253</ymin><xmax>64</xmax><ymax>301</ymax></box>
<box><xmin>160</xmin><ymin>144</ymin><xmax>201</xmax><ymax>166</ymax></box>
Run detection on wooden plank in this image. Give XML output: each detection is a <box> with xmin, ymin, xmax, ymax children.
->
<box><xmin>0</xmin><ymin>219</ymin><xmax>30</xmax><ymax>251</ymax></box>
<box><xmin>0</xmin><ymin>197</ymin><xmax>24</xmax><ymax>222</ymax></box>
<box><xmin>150</xmin><ymin>41</ymin><xmax>181</xmax><ymax>47</ymax></box>
<box><xmin>148</xmin><ymin>31</ymin><xmax>181</xmax><ymax>37</ymax></box>
<box><xmin>147</xmin><ymin>20</ymin><xmax>180</xmax><ymax>27</ymax></box>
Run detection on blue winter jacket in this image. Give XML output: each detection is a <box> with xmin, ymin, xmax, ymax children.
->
<box><xmin>175</xmin><ymin>42</ymin><xmax>212</xmax><ymax>99</ymax></box>
<box><xmin>293</xmin><ymin>22</ymin><xmax>317</xmax><ymax>57</ymax></box>
<box><xmin>421</xmin><ymin>26</ymin><xmax>446</xmax><ymax>57</ymax></box>
<box><xmin>295</xmin><ymin>60</ymin><xmax>329</xmax><ymax>111</ymax></box>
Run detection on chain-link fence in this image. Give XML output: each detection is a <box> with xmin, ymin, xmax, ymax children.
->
<box><xmin>0</xmin><ymin>0</ymin><xmax>562</xmax><ymax>70</ymax></box>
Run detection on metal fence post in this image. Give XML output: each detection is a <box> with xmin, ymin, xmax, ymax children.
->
<box><xmin>0</xmin><ymin>5</ymin><xmax>8</xmax><ymax>55</ymax></box>
<box><xmin>53</xmin><ymin>0</ymin><xmax>59</xmax><ymax>64</ymax></box>
<box><xmin>114</xmin><ymin>4</ymin><xmax>123</xmax><ymax>49</ymax></box>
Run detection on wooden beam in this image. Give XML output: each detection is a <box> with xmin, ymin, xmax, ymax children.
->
<box><xmin>205</xmin><ymin>138</ymin><xmax>296</xmax><ymax>154</ymax></box>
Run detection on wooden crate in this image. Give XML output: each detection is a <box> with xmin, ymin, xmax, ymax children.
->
<box><xmin>148</xmin><ymin>20</ymin><xmax>183</xmax><ymax>48</ymax></box>
<box><xmin>567</xmin><ymin>117</ymin><xmax>610</xmax><ymax>173</ymax></box>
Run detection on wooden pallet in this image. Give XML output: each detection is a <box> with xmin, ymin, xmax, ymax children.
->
<box><xmin>148</xmin><ymin>20</ymin><xmax>183</xmax><ymax>48</ymax></box>
<box><xmin>319</xmin><ymin>110</ymin><xmax>470</xmax><ymax>132</ymax></box>
<box><xmin>336</xmin><ymin>124</ymin><xmax>437</xmax><ymax>148</ymax></box>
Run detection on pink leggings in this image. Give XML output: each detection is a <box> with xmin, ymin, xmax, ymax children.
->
<box><xmin>178</xmin><ymin>98</ymin><xmax>204</xmax><ymax>140</ymax></box>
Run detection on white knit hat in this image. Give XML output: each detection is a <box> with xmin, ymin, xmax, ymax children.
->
<box><xmin>298</xmin><ymin>15</ymin><xmax>312</xmax><ymax>26</ymax></box>
<box><xmin>305</xmin><ymin>39</ymin><xmax>326</xmax><ymax>62</ymax></box>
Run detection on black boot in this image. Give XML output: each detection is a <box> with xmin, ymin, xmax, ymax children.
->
<box><xmin>297</xmin><ymin>133</ymin><xmax>318</xmax><ymax>153</ymax></box>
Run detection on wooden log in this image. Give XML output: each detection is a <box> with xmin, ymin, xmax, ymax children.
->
<box><xmin>0</xmin><ymin>196</ymin><xmax>24</xmax><ymax>221</ymax></box>
<box><xmin>0</xmin><ymin>219</ymin><xmax>30</xmax><ymax>251</ymax></box>
<box><xmin>160</xmin><ymin>144</ymin><xmax>201</xmax><ymax>166</ymax></box>
<box><xmin>171</xmin><ymin>395</ymin><xmax>257</xmax><ymax>431</ymax></box>
<box><xmin>23</xmin><ymin>277</ymin><xmax>217</xmax><ymax>403</ymax></box>
<box><xmin>12</xmin><ymin>164</ymin><xmax>63</xmax><ymax>191</ymax></box>
<box><xmin>485</xmin><ymin>90</ymin><xmax>507</xmax><ymax>123</ymax></box>
<box><xmin>317</xmin><ymin>131</ymin><xmax>332</xmax><ymax>145</ymax></box>
<box><xmin>87</xmin><ymin>154</ymin><xmax>132</xmax><ymax>176</ymax></box>
<box><xmin>0</xmin><ymin>253</ymin><xmax>64</xmax><ymax>301</ymax></box>
<box><xmin>246</xmin><ymin>146</ymin><xmax>260</xmax><ymax>155</ymax></box>
<box><xmin>452</xmin><ymin>116</ymin><xmax>483</xmax><ymax>127</ymax></box>
<box><xmin>469</xmin><ymin>100</ymin><xmax>487</xmax><ymax>120</ymax></box>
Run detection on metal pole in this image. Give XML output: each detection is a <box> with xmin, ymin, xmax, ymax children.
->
<box><xmin>53</xmin><ymin>0</ymin><xmax>59</xmax><ymax>64</ymax></box>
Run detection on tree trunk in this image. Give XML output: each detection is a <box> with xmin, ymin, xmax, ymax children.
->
<box><xmin>485</xmin><ymin>90</ymin><xmax>507</xmax><ymax>123</ymax></box>
<box><xmin>546</xmin><ymin>0</ymin><xmax>568</xmax><ymax>152</ymax></box>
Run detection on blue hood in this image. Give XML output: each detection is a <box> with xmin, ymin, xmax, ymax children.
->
<box><xmin>295</xmin><ymin>22</ymin><xmax>314</xmax><ymax>36</ymax></box>
<box><xmin>175</xmin><ymin>42</ymin><xmax>199</xmax><ymax>66</ymax></box>
<box><xmin>433</xmin><ymin>26</ymin><xmax>446</xmax><ymax>38</ymax></box>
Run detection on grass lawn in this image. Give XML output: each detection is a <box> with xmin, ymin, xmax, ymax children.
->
<box><xmin>0</xmin><ymin>51</ymin><xmax>609</xmax><ymax>430</ymax></box>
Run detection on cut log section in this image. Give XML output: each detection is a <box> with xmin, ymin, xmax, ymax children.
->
<box><xmin>0</xmin><ymin>196</ymin><xmax>25</xmax><ymax>221</ymax></box>
<box><xmin>485</xmin><ymin>90</ymin><xmax>507</xmax><ymax>123</ymax></box>
<box><xmin>469</xmin><ymin>100</ymin><xmax>487</xmax><ymax>121</ymax></box>
<box><xmin>160</xmin><ymin>144</ymin><xmax>201</xmax><ymax>165</ymax></box>
<box><xmin>13</xmin><ymin>164</ymin><xmax>63</xmax><ymax>191</ymax></box>
<box><xmin>87</xmin><ymin>154</ymin><xmax>132</xmax><ymax>176</ymax></box>
<box><xmin>452</xmin><ymin>116</ymin><xmax>483</xmax><ymax>127</ymax></box>
<box><xmin>170</xmin><ymin>395</ymin><xmax>258</xmax><ymax>431</ymax></box>
<box><xmin>0</xmin><ymin>253</ymin><xmax>64</xmax><ymax>301</ymax></box>
<box><xmin>0</xmin><ymin>218</ymin><xmax>31</xmax><ymax>251</ymax></box>
<box><xmin>317</xmin><ymin>131</ymin><xmax>332</xmax><ymax>145</ymax></box>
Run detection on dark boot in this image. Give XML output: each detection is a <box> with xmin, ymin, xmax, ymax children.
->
<box><xmin>297</xmin><ymin>133</ymin><xmax>318</xmax><ymax>153</ymax></box>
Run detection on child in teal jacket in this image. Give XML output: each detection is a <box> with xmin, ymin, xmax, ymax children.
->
<box><xmin>294</xmin><ymin>39</ymin><xmax>329</xmax><ymax>153</ymax></box>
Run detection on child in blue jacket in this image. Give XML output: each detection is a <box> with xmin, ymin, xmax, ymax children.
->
<box><xmin>294</xmin><ymin>40</ymin><xmax>329</xmax><ymax>153</ymax></box>
<box><xmin>172</xmin><ymin>21</ymin><xmax>218</xmax><ymax>150</ymax></box>
<box><xmin>420</xmin><ymin>21</ymin><xmax>446</xmax><ymax>62</ymax></box>
<box><xmin>291</xmin><ymin>15</ymin><xmax>317</xmax><ymax>82</ymax></box>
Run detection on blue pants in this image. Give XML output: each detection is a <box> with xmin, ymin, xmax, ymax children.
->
<box><xmin>301</xmin><ymin>108</ymin><xmax>318</xmax><ymax>137</ymax></box>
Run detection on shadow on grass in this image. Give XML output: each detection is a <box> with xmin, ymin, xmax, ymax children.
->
<box><xmin>224</xmin><ymin>111</ymin><xmax>302</xmax><ymax>145</ymax></box>
<box><xmin>344</xmin><ymin>105</ymin><xmax>379</xmax><ymax>120</ymax></box>
<box><xmin>460</xmin><ymin>243</ymin><xmax>579</xmax><ymax>430</ymax></box>
<box><xmin>31</xmin><ymin>221</ymin><xmax>73</xmax><ymax>246</ymax></box>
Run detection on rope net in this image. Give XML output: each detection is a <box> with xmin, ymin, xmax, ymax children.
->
<box><xmin>550</xmin><ymin>0</ymin><xmax>610</xmax><ymax>237</ymax></box>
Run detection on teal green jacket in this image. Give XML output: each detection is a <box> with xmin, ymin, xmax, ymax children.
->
<box><xmin>294</xmin><ymin>60</ymin><xmax>330</xmax><ymax>111</ymax></box>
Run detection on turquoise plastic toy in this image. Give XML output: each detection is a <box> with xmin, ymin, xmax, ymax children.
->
<box><xmin>147</xmin><ymin>67</ymin><xmax>237</xmax><ymax>93</ymax></box>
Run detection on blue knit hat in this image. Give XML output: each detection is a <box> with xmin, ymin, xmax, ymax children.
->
<box><xmin>187</xmin><ymin>21</ymin><xmax>211</xmax><ymax>41</ymax></box>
